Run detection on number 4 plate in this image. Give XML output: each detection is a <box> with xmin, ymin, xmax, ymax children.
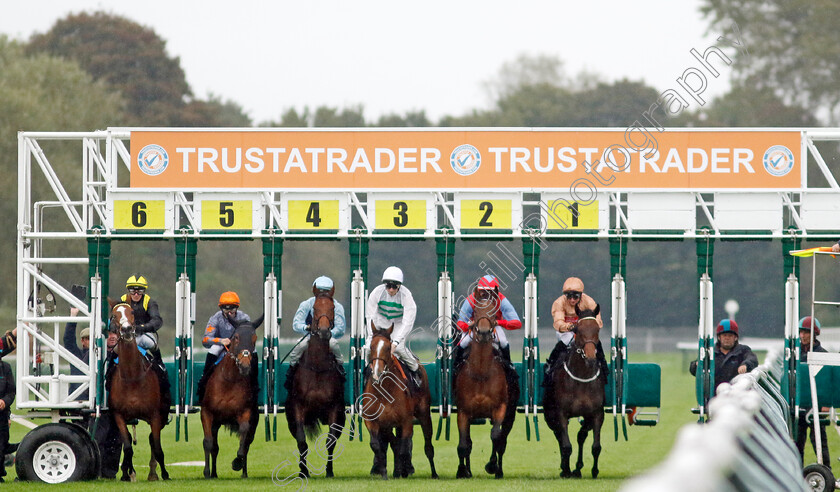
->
<box><xmin>281</xmin><ymin>193</ymin><xmax>349</xmax><ymax>233</ymax></box>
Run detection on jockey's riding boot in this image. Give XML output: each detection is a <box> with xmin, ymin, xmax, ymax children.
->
<box><xmin>596</xmin><ymin>341</ymin><xmax>609</xmax><ymax>386</ymax></box>
<box><xmin>409</xmin><ymin>368</ymin><xmax>423</xmax><ymax>393</ymax></box>
<box><xmin>542</xmin><ymin>343</ymin><xmax>565</xmax><ymax>388</ymax></box>
<box><xmin>335</xmin><ymin>361</ymin><xmax>346</xmax><ymax>382</ymax></box>
<box><xmin>453</xmin><ymin>344</ymin><xmax>467</xmax><ymax>373</ymax></box>
<box><xmin>284</xmin><ymin>364</ymin><xmax>298</xmax><ymax>391</ymax></box>
<box><xmin>499</xmin><ymin>345</ymin><xmax>517</xmax><ymax>384</ymax></box>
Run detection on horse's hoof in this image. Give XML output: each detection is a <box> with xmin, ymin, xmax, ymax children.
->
<box><xmin>456</xmin><ymin>465</ymin><xmax>472</xmax><ymax>479</ymax></box>
<box><xmin>560</xmin><ymin>470</ymin><xmax>572</xmax><ymax>479</ymax></box>
<box><xmin>162</xmin><ymin>471</ymin><xmax>170</xmax><ymax>481</ymax></box>
<box><xmin>148</xmin><ymin>473</ymin><xmax>159</xmax><ymax>481</ymax></box>
<box><xmin>431</xmin><ymin>472</ymin><xmax>439</xmax><ymax>479</ymax></box>
<box><xmin>232</xmin><ymin>457</ymin><xmax>243</xmax><ymax>471</ymax></box>
<box><xmin>485</xmin><ymin>461</ymin><xmax>497</xmax><ymax>475</ymax></box>
<box><xmin>495</xmin><ymin>471</ymin><xmax>504</xmax><ymax>479</ymax></box>
<box><xmin>121</xmin><ymin>474</ymin><xmax>131</xmax><ymax>482</ymax></box>
<box><xmin>326</xmin><ymin>470</ymin><xmax>334</xmax><ymax>478</ymax></box>
<box><xmin>571</xmin><ymin>470</ymin><xmax>582</xmax><ymax>479</ymax></box>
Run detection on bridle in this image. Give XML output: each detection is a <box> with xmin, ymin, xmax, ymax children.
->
<box><xmin>563</xmin><ymin>316</ymin><xmax>601</xmax><ymax>383</ymax></box>
<box><xmin>111</xmin><ymin>303</ymin><xmax>136</xmax><ymax>342</ymax></box>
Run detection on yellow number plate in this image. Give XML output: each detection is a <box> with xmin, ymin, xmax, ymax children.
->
<box><xmin>113</xmin><ymin>200</ymin><xmax>166</xmax><ymax>230</ymax></box>
<box><xmin>546</xmin><ymin>199</ymin><xmax>600</xmax><ymax>230</ymax></box>
<box><xmin>461</xmin><ymin>200</ymin><xmax>512</xmax><ymax>229</ymax></box>
<box><xmin>201</xmin><ymin>200</ymin><xmax>252</xmax><ymax>230</ymax></box>
<box><xmin>288</xmin><ymin>200</ymin><xmax>339</xmax><ymax>229</ymax></box>
<box><xmin>375</xmin><ymin>200</ymin><xmax>426</xmax><ymax>230</ymax></box>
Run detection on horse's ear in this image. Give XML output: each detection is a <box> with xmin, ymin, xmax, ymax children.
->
<box><xmin>328</xmin><ymin>286</ymin><xmax>335</xmax><ymax>298</ymax></box>
<box><xmin>574</xmin><ymin>303</ymin><xmax>582</xmax><ymax>318</ymax></box>
<box><xmin>252</xmin><ymin>314</ymin><xmax>265</xmax><ymax>329</ymax></box>
<box><xmin>593</xmin><ymin>303</ymin><xmax>601</xmax><ymax>317</ymax></box>
<box><xmin>108</xmin><ymin>297</ymin><xmax>117</xmax><ymax>310</ymax></box>
<box><xmin>386</xmin><ymin>323</ymin><xmax>394</xmax><ymax>337</ymax></box>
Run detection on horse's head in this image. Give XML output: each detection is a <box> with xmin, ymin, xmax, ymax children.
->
<box><xmin>310</xmin><ymin>291</ymin><xmax>335</xmax><ymax>341</ymax></box>
<box><xmin>572</xmin><ymin>303</ymin><xmax>601</xmax><ymax>362</ymax></box>
<box><xmin>471</xmin><ymin>286</ymin><xmax>499</xmax><ymax>343</ymax></box>
<box><xmin>368</xmin><ymin>321</ymin><xmax>394</xmax><ymax>384</ymax></box>
<box><xmin>230</xmin><ymin>315</ymin><xmax>263</xmax><ymax>376</ymax></box>
<box><xmin>109</xmin><ymin>301</ymin><xmax>135</xmax><ymax>342</ymax></box>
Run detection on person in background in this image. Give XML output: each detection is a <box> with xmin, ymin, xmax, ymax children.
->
<box><xmin>690</xmin><ymin>319</ymin><xmax>758</xmax><ymax>389</ymax></box>
<box><xmin>795</xmin><ymin>316</ymin><xmax>831</xmax><ymax>470</ymax></box>
<box><xmin>62</xmin><ymin>307</ymin><xmax>90</xmax><ymax>399</ymax></box>
<box><xmin>0</xmin><ymin>356</ymin><xmax>14</xmax><ymax>482</ymax></box>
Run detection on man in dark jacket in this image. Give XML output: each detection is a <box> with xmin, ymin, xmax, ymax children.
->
<box><xmin>796</xmin><ymin>316</ymin><xmax>831</xmax><ymax>469</ymax></box>
<box><xmin>63</xmin><ymin>307</ymin><xmax>90</xmax><ymax>399</ymax></box>
<box><xmin>0</xmin><ymin>359</ymin><xmax>14</xmax><ymax>481</ymax></box>
<box><xmin>690</xmin><ymin>319</ymin><xmax>758</xmax><ymax>390</ymax></box>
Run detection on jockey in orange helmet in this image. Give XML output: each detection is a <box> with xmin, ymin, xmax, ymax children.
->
<box><xmin>197</xmin><ymin>291</ymin><xmax>253</xmax><ymax>401</ymax></box>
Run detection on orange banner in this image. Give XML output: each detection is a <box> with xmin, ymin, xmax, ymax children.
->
<box><xmin>129</xmin><ymin>129</ymin><xmax>802</xmax><ymax>189</ymax></box>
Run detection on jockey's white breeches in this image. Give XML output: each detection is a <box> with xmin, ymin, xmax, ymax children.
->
<box><xmin>458</xmin><ymin>325</ymin><xmax>509</xmax><ymax>349</ymax></box>
<box><xmin>289</xmin><ymin>336</ymin><xmax>344</xmax><ymax>365</ymax></box>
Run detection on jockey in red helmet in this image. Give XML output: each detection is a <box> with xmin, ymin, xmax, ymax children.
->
<box><xmin>453</xmin><ymin>275</ymin><xmax>521</xmax><ymax>374</ymax></box>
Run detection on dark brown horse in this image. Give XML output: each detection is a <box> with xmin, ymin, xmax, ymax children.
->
<box><xmin>285</xmin><ymin>290</ymin><xmax>346</xmax><ymax>478</ymax></box>
<box><xmin>107</xmin><ymin>301</ymin><xmax>171</xmax><ymax>482</ymax></box>
<box><xmin>363</xmin><ymin>322</ymin><xmax>438</xmax><ymax>479</ymax></box>
<box><xmin>543</xmin><ymin>304</ymin><xmax>605</xmax><ymax>478</ymax></box>
<box><xmin>453</xmin><ymin>288</ymin><xmax>518</xmax><ymax>479</ymax></box>
<box><xmin>200</xmin><ymin>315</ymin><xmax>262</xmax><ymax>478</ymax></box>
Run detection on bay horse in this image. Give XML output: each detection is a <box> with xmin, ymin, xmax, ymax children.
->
<box><xmin>107</xmin><ymin>301</ymin><xmax>171</xmax><ymax>482</ymax></box>
<box><xmin>285</xmin><ymin>290</ymin><xmax>346</xmax><ymax>478</ymax></box>
<box><xmin>364</xmin><ymin>322</ymin><xmax>438</xmax><ymax>479</ymax></box>
<box><xmin>200</xmin><ymin>315</ymin><xmax>263</xmax><ymax>479</ymax></box>
<box><xmin>543</xmin><ymin>304</ymin><xmax>605</xmax><ymax>478</ymax></box>
<box><xmin>453</xmin><ymin>287</ymin><xmax>518</xmax><ymax>479</ymax></box>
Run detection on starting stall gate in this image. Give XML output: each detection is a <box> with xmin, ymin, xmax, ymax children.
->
<box><xmin>15</xmin><ymin>127</ymin><xmax>840</xmax><ymax>482</ymax></box>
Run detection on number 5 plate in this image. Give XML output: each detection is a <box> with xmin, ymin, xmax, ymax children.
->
<box><xmin>194</xmin><ymin>193</ymin><xmax>264</xmax><ymax>232</ymax></box>
<box><xmin>108</xmin><ymin>191</ymin><xmax>173</xmax><ymax>232</ymax></box>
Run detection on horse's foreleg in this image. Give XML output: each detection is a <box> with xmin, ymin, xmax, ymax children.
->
<box><xmin>456</xmin><ymin>412</ymin><xmax>473</xmax><ymax>479</ymax></box>
<box><xmin>113</xmin><ymin>413</ymin><xmax>136</xmax><ymax>482</ymax></box>
<box><xmin>147</xmin><ymin>433</ymin><xmax>159</xmax><ymax>481</ymax></box>
<box><xmin>418</xmin><ymin>408</ymin><xmax>438</xmax><ymax>479</ymax></box>
<box><xmin>486</xmin><ymin>403</ymin><xmax>507</xmax><ymax>479</ymax></box>
<box><xmin>324</xmin><ymin>409</ymin><xmax>345</xmax><ymax>478</ymax></box>
<box><xmin>201</xmin><ymin>411</ymin><xmax>215</xmax><ymax>479</ymax></box>
<box><xmin>149</xmin><ymin>415</ymin><xmax>169</xmax><ymax>480</ymax></box>
<box><xmin>288</xmin><ymin>410</ymin><xmax>309</xmax><ymax>478</ymax></box>
<box><xmin>556</xmin><ymin>415</ymin><xmax>573</xmax><ymax>478</ymax></box>
<box><xmin>573</xmin><ymin>419</ymin><xmax>592</xmax><ymax>478</ymax></box>
<box><xmin>211</xmin><ymin>422</ymin><xmax>221</xmax><ymax>478</ymax></box>
<box><xmin>232</xmin><ymin>409</ymin><xmax>252</xmax><ymax>477</ymax></box>
<box><xmin>396</xmin><ymin>423</ymin><xmax>414</xmax><ymax>479</ymax></box>
<box><xmin>591</xmin><ymin>413</ymin><xmax>604</xmax><ymax>479</ymax></box>
<box><xmin>367</xmin><ymin>427</ymin><xmax>388</xmax><ymax>479</ymax></box>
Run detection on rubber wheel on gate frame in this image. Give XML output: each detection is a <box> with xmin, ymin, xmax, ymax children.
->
<box><xmin>803</xmin><ymin>463</ymin><xmax>835</xmax><ymax>492</ymax></box>
<box><xmin>15</xmin><ymin>423</ymin><xmax>92</xmax><ymax>483</ymax></box>
<box><xmin>63</xmin><ymin>422</ymin><xmax>100</xmax><ymax>480</ymax></box>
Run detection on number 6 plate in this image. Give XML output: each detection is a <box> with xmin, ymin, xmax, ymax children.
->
<box><xmin>108</xmin><ymin>191</ymin><xmax>173</xmax><ymax>232</ymax></box>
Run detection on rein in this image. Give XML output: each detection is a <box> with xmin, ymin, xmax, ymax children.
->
<box><xmin>564</xmin><ymin>315</ymin><xmax>600</xmax><ymax>382</ymax></box>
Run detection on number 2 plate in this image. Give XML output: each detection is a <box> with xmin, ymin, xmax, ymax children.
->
<box><xmin>459</xmin><ymin>199</ymin><xmax>513</xmax><ymax>229</ymax></box>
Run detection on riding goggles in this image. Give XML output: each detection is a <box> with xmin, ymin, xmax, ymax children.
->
<box><xmin>221</xmin><ymin>304</ymin><xmax>238</xmax><ymax>311</ymax></box>
<box><xmin>128</xmin><ymin>287</ymin><xmax>146</xmax><ymax>294</ymax></box>
<box><xmin>385</xmin><ymin>282</ymin><xmax>401</xmax><ymax>290</ymax></box>
<box><xmin>564</xmin><ymin>290</ymin><xmax>582</xmax><ymax>300</ymax></box>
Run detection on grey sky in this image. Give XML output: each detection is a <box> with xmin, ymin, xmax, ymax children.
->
<box><xmin>2</xmin><ymin>0</ymin><xmax>727</xmax><ymax>123</ymax></box>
